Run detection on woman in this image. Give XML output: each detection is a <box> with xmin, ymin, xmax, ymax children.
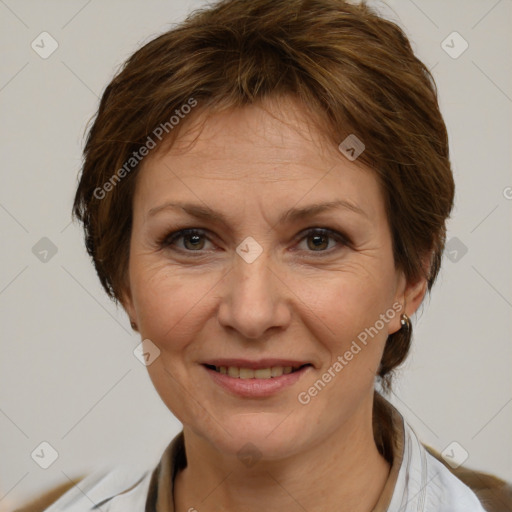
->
<box><xmin>16</xmin><ymin>0</ymin><xmax>511</xmax><ymax>510</ymax></box>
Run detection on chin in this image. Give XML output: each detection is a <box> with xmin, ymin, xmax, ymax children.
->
<box><xmin>202</xmin><ymin>414</ymin><xmax>310</xmax><ymax>462</ymax></box>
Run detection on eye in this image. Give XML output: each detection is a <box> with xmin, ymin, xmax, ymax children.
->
<box><xmin>296</xmin><ymin>228</ymin><xmax>349</xmax><ymax>254</ymax></box>
<box><xmin>159</xmin><ymin>227</ymin><xmax>350</xmax><ymax>256</ymax></box>
<box><xmin>160</xmin><ymin>228</ymin><xmax>213</xmax><ymax>252</ymax></box>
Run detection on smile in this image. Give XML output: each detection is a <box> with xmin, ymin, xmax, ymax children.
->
<box><xmin>202</xmin><ymin>363</ymin><xmax>313</xmax><ymax>398</ymax></box>
<box><xmin>204</xmin><ymin>364</ymin><xmax>311</xmax><ymax>379</ymax></box>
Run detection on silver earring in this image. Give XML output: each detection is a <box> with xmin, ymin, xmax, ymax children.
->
<box><xmin>400</xmin><ymin>313</ymin><xmax>410</xmax><ymax>330</ymax></box>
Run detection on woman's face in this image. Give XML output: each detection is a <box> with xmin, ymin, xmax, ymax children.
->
<box><xmin>123</xmin><ymin>97</ymin><xmax>412</xmax><ymax>460</ymax></box>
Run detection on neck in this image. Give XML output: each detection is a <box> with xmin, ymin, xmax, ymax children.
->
<box><xmin>174</xmin><ymin>393</ymin><xmax>391</xmax><ymax>512</ymax></box>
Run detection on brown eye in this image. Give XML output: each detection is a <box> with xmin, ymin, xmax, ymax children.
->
<box><xmin>298</xmin><ymin>228</ymin><xmax>348</xmax><ymax>254</ymax></box>
<box><xmin>307</xmin><ymin>232</ymin><xmax>329</xmax><ymax>251</ymax></box>
<box><xmin>161</xmin><ymin>229</ymin><xmax>212</xmax><ymax>252</ymax></box>
<box><xmin>183</xmin><ymin>232</ymin><xmax>205</xmax><ymax>250</ymax></box>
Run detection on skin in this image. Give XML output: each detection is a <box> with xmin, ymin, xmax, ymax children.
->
<box><xmin>122</xmin><ymin>95</ymin><xmax>427</xmax><ymax>512</ymax></box>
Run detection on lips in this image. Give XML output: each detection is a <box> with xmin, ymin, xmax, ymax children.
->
<box><xmin>203</xmin><ymin>361</ymin><xmax>312</xmax><ymax>397</ymax></box>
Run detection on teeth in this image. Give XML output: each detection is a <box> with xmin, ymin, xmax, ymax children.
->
<box><xmin>214</xmin><ymin>365</ymin><xmax>305</xmax><ymax>379</ymax></box>
<box><xmin>271</xmin><ymin>366</ymin><xmax>283</xmax><ymax>377</ymax></box>
<box><xmin>227</xmin><ymin>366</ymin><xmax>240</xmax><ymax>378</ymax></box>
<box><xmin>239</xmin><ymin>368</ymin><xmax>254</xmax><ymax>379</ymax></box>
<box><xmin>254</xmin><ymin>368</ymin><xmax>272</xmax><ymax>379</ymax></box>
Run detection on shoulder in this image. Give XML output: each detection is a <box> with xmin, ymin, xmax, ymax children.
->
<box><xmin>421</xmin><ymin>447</ymin><xmax>489</xmax><ymax>511</ymax></box>
<box><xmin>424</xmin><ymin>444</ymin><xmax>512</xmax><ymax>512</ymax></box>
<box><xmin>13</xmin><ymin>477</ymin><xmax>86</xmax><ymax>512</ymax></box>
<box><xmin>380</xmin><ymin>396</ymin><xmax>511</xmax><ymax>512</ymax></box>
<box><xmin>391</xmin><ymin>418</ymin><xmax>493</xmax><ymax>511</ymax></box>
<box><xmin>13</xmin><ymin>465</ymin><xmax>153</xmax><ymax>512</ymax></box>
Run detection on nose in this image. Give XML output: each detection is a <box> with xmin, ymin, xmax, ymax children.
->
<box><xmin>217</xmin><ymin>253</ymin><xmax>292</xmax><ymax>340</ymax></box>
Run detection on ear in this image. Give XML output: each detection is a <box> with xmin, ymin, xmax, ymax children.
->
<box><xmin>119</xmin><ymin>283</ymin><xmax>137</xmax><ymax>330</ymax></box>
<box><xmin>389</xmin><ymin>265</ymin><xmax>429</xmax><ymax>335</ymax></box>
<box><xmin>402</xmin><ymin>274</ymin><xmax>428</xmax><ymax>318</ymax></box>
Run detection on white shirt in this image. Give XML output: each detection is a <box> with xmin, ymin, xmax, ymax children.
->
<box><xmin>387</xmin><ymin>418</ymin><xmax>486</xmax><ymax>511</ymax></box>
<box><xmin>42</xmin><ymin>411</ymin><xmax>488</xmax><ymax>511</ymax></box>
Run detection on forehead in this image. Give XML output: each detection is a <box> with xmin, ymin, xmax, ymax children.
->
<box><xmin>133</xmin><ymin>98</ymin><xmax>382</xmax><ymax>220</ymax></box>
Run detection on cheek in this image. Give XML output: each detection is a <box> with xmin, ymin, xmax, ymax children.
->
<box><xmin>304</xmin><ymin>262</ymin><xmax>397</xmax><ymax>332</ymax></box>
<box><xmin>297</xmin><ymin>264</ymin><xmax>397</xmax><ymax>377</ymax></box>
<box><xmin>130</xmin><ymin>260</ymin><xmax>217</xmax><ymax>352</ymax></box>
<box><xmin>129</xmin><ymin>262</ymin><xmax>220</xmax><ymax>423</ymax></box>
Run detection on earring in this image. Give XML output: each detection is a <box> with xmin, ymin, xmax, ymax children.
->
<box><xmin>130</xmin><ymin>320</ymin><xmax>138</xmax><ymax>330</ymax></box>
<box><xmin>400</xmin><ymin>313</ymin><xmax>410</xmax><ymax>330</ymax></box>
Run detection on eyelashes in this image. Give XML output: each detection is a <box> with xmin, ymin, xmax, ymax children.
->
<box><xmin>161</xmin><ymin>229</ymin><xmax>209</xmax><ymax>252</ymax></box>
<box><xmin>158</xmin><ymin>227</ymin><xmax>351</xmax><ymax>257</ymax></box>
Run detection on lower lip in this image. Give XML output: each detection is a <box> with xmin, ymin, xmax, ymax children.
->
<box><xmin>203</xmin><ymin>365</ymin><xmax>311</xmax><ymax>398</ymax></box>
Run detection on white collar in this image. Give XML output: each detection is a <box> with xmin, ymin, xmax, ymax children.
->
<box><xmin>387</xmin><ymin>413</ymin><xmax>486</xmax><ymax>511</ymax></box>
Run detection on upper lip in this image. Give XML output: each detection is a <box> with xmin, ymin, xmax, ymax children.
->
<box><xmin>202</xmin><ymin>359</ymin><xmax>313</xmax><ymax>369</ymax></box>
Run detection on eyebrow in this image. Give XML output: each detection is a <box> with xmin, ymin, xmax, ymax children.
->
<box><xmin>147</xmin><ymin>199</ymin><xmax>367</xmax><ymax>224</ymax></box>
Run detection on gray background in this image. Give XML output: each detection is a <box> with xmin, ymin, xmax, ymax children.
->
<box><xmin>0</xmin><ymin>0</ymin><xmax>511</xmax><ymax>508</ymax></box>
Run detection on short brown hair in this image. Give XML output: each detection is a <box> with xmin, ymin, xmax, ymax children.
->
<box><xmin>73</xmin><ymin>0</ymin><xmax>454</xmax><ymax>392</ymax></box>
